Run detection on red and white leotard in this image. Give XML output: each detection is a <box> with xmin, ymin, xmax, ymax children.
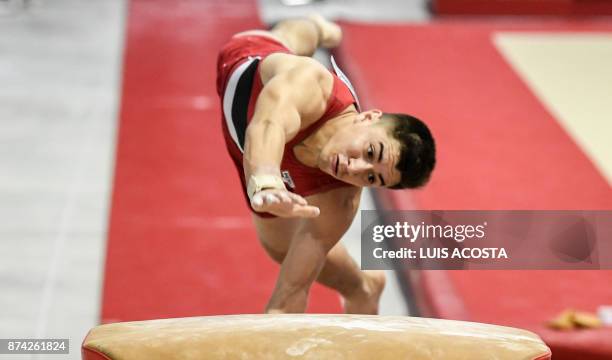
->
<box><xmin>216</xmin><ymin>35</ymin><xmax>360</xmax><ymax>216</ymax></box>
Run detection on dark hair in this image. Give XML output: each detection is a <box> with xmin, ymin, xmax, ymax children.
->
<box><xmin>382</xmin><ymin>113</ymin><xmax>436</xmax><ymax>189</ymax></box>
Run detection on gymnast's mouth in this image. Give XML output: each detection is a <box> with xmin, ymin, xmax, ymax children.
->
<box><xmin>334</xmin><ymin>154</ymin><xmax>339</xmax><ymax>176</ymax></box>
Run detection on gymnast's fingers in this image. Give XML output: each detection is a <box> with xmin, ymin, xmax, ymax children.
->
<box><xmin>290</xmin><ymin>204</ymin><xmax>320</xmax><ymax>218</ymax></box>
<box><xmin>287</xmin><ymin>192</ymin><xmax>308</xmax><ymax>205</ymax></box>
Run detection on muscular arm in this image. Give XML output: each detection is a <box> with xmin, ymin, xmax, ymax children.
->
<box><xmin>265</xmin><ymin>186</ymin><xmax>362</xmax><ymax>313</ymax></box>
<box><xmin>244</xmin><ymin>56</ymin><xmax>333</xmax><ymax>217</ymax></box>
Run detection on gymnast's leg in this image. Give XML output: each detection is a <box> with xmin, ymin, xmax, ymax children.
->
<box><xmin>234</xmin><ymin>14</ymin><xmax>342</xmax><ymax>57</ymax></box>
<box><xmin>253</xmin><ymin>214</ymin><xmax>385</xmax><ymax>314</ymax></box>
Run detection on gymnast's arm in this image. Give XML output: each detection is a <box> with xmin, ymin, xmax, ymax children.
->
<box><xmin>266</xmin><ymin>186</ymin><xmax>362</xmax><ymax>313</ymax></box>
<box><xmin>244</xmin><ymin>57</ymin><xmax>333</xmax><ymax>218</ymax></box>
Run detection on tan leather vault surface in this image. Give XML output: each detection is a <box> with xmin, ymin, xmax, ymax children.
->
<box><xmin>83</xmin><ymin>314</ymin><xmax>551</xmax><ymax>360</ymax></box>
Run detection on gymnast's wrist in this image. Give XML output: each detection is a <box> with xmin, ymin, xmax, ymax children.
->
<box><xmin>247</xmin><ymin>174</ymin><xmax>286</xmax><ymax>200</ymax></box>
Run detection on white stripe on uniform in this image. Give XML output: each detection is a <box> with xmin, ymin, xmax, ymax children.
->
<box><xmin>223</xmin><ymin>56</ymin><xmax>260</xmax><ymax>153</ymax></box>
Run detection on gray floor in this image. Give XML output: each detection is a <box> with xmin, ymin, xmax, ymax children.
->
<box><xmin>0</xmin><ymin>0</ymin><xmax>125</xmax><ymax>359</ymax></box>
<box><xmin>259</xmin><ymin>0</ymin><xmax>430</xmax><ymax>23</ymax></box>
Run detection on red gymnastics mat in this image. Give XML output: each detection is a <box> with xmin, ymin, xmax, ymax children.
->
<box><xmin>101</xmin><ymin>0</ymin><xmax>342</xmax><ymax>323</ymax></box>
<box><xmin>335</xmin><ymin>21</ymin><xmax>612</xmax><ymax>360</ymax></box>
<box><xmin>431</xmin><ymin>0</ymin><xmax>612</xmax><ymax>16</ymax></box>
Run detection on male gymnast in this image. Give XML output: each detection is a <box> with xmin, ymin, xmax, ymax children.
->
<box><xmin>216</xmin><ymin>15</ymin><xmax>436</xmax><ymax>314</ymax></box>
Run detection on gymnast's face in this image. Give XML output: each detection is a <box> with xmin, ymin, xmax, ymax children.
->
<box><xmin>319</xmin><ymin>110</ymin><xmax>402</xmax><ymax>188</ymax></box>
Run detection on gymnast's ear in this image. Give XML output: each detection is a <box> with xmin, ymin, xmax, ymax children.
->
<box><xmin>354</xmin><ymin>109</ymin><xmax>383</xmax><ymax>124</ymax></box>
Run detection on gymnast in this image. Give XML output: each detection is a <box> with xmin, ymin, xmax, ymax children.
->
<box><xmin>216</xmin><ymin>15</ymin><xmax>436</xmax><ymax>314</ymax></box>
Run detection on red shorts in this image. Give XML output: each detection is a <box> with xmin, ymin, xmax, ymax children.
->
<box><xmin>216</xmin><ymin>35</ymin><xmax>291</xmax><ymax>97</ymax></box>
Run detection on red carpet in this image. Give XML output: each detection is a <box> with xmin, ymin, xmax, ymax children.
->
<box><xmin>431</xmin><ymin>0</ymin><xmax>612</xmax><ymax>16</ymax></box>
<box><xmin>101</xmin><ymin>0</ymin><xmax>341</xmax><ymax>323</ymax></box>
<box><xmin>336</xmin><ymin>21</ymin><xmax>612</xmax><ymax>360</ymax></box>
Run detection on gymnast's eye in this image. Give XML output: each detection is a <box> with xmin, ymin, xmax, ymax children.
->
<box><xmin>368</xmin><ymin>172</ymin><xmax>375</xmax><ymax>184</ymax></box>
<box><xmin>367</xmin><ymin>144</ymin><xmax>374</xmax><ymax>160</ymax></box>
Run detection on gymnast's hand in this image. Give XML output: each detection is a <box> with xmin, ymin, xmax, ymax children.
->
<box><xmin>251</xmin><ymin>189</ymin><xmax>320</xmax><ymax>218</ymax></box>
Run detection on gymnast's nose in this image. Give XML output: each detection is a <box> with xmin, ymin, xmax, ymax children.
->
<box><xmin>347</xmin><ymin>157</ymin><xmax>372</xmax><ymax>175</ymax></box>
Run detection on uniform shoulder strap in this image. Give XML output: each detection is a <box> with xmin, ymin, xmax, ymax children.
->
<box><xmin>330</xmin><ymin>55</ymin><xmax>361</xmax><ymax>112</ymax></box>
